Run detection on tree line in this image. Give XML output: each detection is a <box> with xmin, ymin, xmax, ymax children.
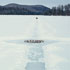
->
<box><xmin>0</xmin><ymin>6</ymin><xmax>41</xmax><ymax>15</ymax></box>
<box><xmin>0</xmin><ymin>3</ymin><xmax>70</xmax><ymax>15</ymax></box>
<box><xmin>44</xmin><ymin>4</ymin><xmax>70</xmax><ymax>15</ymax></box>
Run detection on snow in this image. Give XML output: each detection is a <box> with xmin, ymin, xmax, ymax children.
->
<box><xmin>0</xmin><ymin>16</ymin><xmax>70</xmax><ymax>70</ymax></box>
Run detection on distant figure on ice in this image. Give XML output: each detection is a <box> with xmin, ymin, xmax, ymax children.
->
<box><xmin>36</xmin><ymin>17</ymin><xmax>38</xmax><ymax>19</ymax></box>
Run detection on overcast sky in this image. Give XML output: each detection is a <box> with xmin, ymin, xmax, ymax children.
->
<box><xmin>0</xmin><ymin>0</ymin><xmax>70</xmax><ymax>8</ymax></box>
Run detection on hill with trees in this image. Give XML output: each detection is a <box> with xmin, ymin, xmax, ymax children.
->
<box><xmin>0</xmin><ymin>3</ymin><xmax>50</xmax><ymax>15</ymax></box>
<box><xmin>0</xmin><ymin>3</ymin><xmax>70</xmax><ymax>15</ymax></box>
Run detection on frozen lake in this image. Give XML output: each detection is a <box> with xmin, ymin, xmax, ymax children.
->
<box><xmin>0</xmin><ymin>16</ymin><xmax>70</xmax><ymax>70</ymax></box>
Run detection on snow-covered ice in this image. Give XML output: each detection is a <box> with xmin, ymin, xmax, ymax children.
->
<box><xmin>0</xmin><ymin>16</ymin><xmax>70</xmax><ymax>70</ymax></box>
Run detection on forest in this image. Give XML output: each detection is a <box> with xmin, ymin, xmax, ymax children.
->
<box><xmin>0</xmin><ymin>3</ymin><xmax>70</xmax><ymax>15</ymax></box>
<box><xmin>45</xmin><ymin>4</ymin><xmax>70</xmax><ymax>15</ymax></box>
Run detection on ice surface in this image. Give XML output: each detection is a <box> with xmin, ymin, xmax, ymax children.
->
<box><xmin>26</xmin><ymin>62</ymin><xmax>45</xmax><ymax>70</ymax></box>
<box><xmin>0</xmin><ymin>16</ymin><xmax>70</xmax><ymax>70</ymax></box>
